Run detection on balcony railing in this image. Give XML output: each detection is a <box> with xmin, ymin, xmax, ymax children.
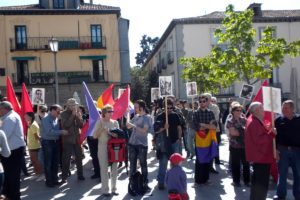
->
<box><xmin>10</xmin><ymin>36</ymin><xmax>106</xmax><ymax>51</ymax></box>
<box><xmin>12</xmin><ymin>70</ymin><xmax>109</xmax><ymax>85</ymax></box>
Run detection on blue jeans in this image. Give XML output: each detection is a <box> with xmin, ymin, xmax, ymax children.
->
<box><xmin>187</xmin><ymin>127</ymin><xmax>195</xmax><ymax>155</ymax></box>
<box><xmin>157</xmin><ymin>153</ymin><xmax>168</xmax><ymax>184</ymax></box>
<box><xmin>41</xmin><ymin>139</ymin><xmax>60</xmax><ymax>185</ymax></box>
<box><xmin>171</xmin><ymin>141</ymin><xmax>181</xmax><ymax>154</ymax></box>
<box><xmin>128</xmin><ymin>144</ymin><xmax>148</xmax><ymax>183</ymax></box>
<box><xmin>277</xmin><ymin>147</ymin><xmax>300</xmax><ymax>199</ymax></box>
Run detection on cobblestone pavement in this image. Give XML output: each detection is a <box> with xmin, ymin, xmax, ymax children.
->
<box><xmin>20</xmin><ymin>135</ymin><xmax>295</xmax><ymax>200</ymax></box>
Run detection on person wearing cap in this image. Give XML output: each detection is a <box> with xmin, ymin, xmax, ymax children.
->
<box><xmin>60</xmin><ymin>98</ymin><xmax>85</xmax><ymax>183</ymax></box>
<box><xmin>226</xmin><ymin>103</ymin><xmax>250</xmax><ymax>187</ymax></box>
<box><xmin>0</xmin><ymin>101</ymin><xmax>25</xmax><ymax>200</ymax></box>
<box><xmin>165</xmin><ymin>153</ymin><xmax>189</xmax><ymax>200</ymax></box>
<box><xmin>40</xmin><ymin>104</ymin><xmax>69</xmax><ymax>187</ymax></box>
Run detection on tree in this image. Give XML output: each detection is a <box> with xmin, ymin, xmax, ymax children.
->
<box><xmin>135</xmin><ymin>35</ymin><xmax>159</xmax><ymax>66</ymax></box>
<box><xmin>130</xmin><ymin>66</ymin><xmax>158</xmax><ymax>105</ymax></box>
<box><xmin>181</xmin><ymin>5</ymin><xmax>300</xmax><ymax>90</ymax></box>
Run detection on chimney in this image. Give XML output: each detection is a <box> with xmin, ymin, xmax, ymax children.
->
<box><xmin>90</xmin><ymin>0</ymin><xmax>93</xmax><ymax>4</ymax></box>
<box><xmin>248</xmin><ymin>3</ymin><xmax>262</xmax><ymax>17</ymax></box>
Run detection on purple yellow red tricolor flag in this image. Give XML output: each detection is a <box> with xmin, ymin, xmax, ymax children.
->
<box><xmin>195</xmin><ymin>129</ymin><xmax>218</xmax><ymax>163</ymax></box>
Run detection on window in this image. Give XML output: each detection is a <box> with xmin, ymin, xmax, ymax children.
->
<box><xmin>16</xmin><ymin>60</ymin><xmax>29</xmax><ymax>84</ymax></box>
<box><xmin>210</xmin><ymin>28</ymin><xmax>228</xmax><ymax>50</ymax></box>
<box><xmin>0</xmin><ymin>68</ymin><xmax>5</xmax><ymax>76</ymax></box>
<box><xmin>91</xmin><ymin>25</ymin><xmax>102</xmax><ymax>48</ymax></box>
<box><xmin>15</xmin><ymin>26</ymin><xmax>27</xmax><ymax>49</ymax></box>
<box><xmin>53</xmin><ymin>0</ymin><xmax>64</xmax><ymax>9</ymax></box>
<box><xmin>92</xmin><ymin>60</ymin><xmax>104</xmax><ymax>81</ymax></box>
<box><xmin>258</xmin><ymin>26</ymin><xmax>277</xmax><ymax>40</ymax></box>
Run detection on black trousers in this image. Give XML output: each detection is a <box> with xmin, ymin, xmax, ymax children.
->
<box><xmin>87</xmin><ymin>136</ymin><xmax>100</xmax><ymax>176</ymax></box>
<box><xmin>250</xmin><ymin>163</ymin><xmax>271</xmax><ymax>200</ymax></box>
<box><xmin>1</xmin><ymin>146</ymin><xmax>24</xmax><ymax>200</ymax></box>
<box><xmin>230</xmin><ymin>147</ymin><xmax>250</xmax><ymax>184</ymax></box>
<box><xmin>195</xmin><ymin>157</ymin><xmax>210</xmax><ymax>184</ymax></box>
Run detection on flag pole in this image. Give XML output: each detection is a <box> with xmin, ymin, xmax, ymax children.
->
<box><xmin>269</xmin><ymin>87</ymin><xmax>277</xmax><ymax>159</ymax></box>
<box><xmin>165</xmin><ymin>96</ymin><xmax>169</xmax><ymax>137</ymax></box>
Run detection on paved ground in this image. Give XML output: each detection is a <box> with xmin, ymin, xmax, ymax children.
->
<box><xmin>20</xmin><ymin>135</ymin><xmax>295</xmax><ymax>200</ymax></box>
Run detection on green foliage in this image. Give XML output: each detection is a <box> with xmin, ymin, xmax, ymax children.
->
<box><xmin>181</xmin><ymin>4</ymin><xmax>300</xmax><ymax>89</ymax></box>
<box><xmin>130</xmin><ymin>66</ymin><xmax>158</xmax><ymax>105</ymax></box>
<box><xmin>135</xmin><ymin>35</ymin><xmax>159</xmax><ymax>66</ymax></box>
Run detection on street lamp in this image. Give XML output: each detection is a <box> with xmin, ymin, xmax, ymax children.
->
<box><xmin>49</xmin><ymin>37</ymin><xmax>59</xmax><ymax>104</ymax></box>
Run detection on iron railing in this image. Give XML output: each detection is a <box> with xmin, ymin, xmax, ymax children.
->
<box><xmin>10</xmin><ymin>36</ymin><xmax>106</xmax><ymax>51</ymax></box>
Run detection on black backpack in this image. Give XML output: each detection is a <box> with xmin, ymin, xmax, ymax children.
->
<box><xmin>128</xmin><ymin>171</ymin><xmax>147</xmax><ymax>196</ymax></box>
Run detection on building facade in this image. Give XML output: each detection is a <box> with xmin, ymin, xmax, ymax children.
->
<box><xmin>0</xmin><ymin>0</ymin><xmax>130</xmax><ymax>104</ymax></box>
<box><xmin>143</xmin><ymin>4</ymin><xmax>300</xmax><ymax>111</ymax></box>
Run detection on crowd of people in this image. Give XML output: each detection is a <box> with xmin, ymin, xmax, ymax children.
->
<box><xmin>0</xmin><ymin>92</ymin><xmax>299</xmax><ymax>200</ymax></box>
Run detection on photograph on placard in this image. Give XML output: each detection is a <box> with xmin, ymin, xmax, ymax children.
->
<box><xmin>159</xmin><ymin>76</ymin><xmax>172</xmax><ymax>96</ymax></box>
<box><xmin>239</xmin><ymin>84</ymin><xmax>254</xmax><ymax>100</ymax></box>
<box><xmin>32</xmin><ymin>88</ymin><xmax>45</xmax><ymax>105</ymax></box>
<box><xmin>151</xmin><ymin>88</ymin><xmax>160</xmax><ymax>102</ymax></box>
<box><xmin>118</xmin><ymin>88</ymin><xmax>126</xmax><ymax>98</ymax></box>
<box><xmin>262</xmin><ymin>86</ymin><xmax>282</xmax><ymax>114</ymax></box>
<box><xmin>186</xmin><ymin>82</ymin><xmax>197</xmax><ymax>97</ymax></box>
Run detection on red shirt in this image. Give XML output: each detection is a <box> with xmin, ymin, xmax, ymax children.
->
<box><xmin>245</xmin><ymin>115</ymin><xmax>274</xmax><ymax>164</ymax></box>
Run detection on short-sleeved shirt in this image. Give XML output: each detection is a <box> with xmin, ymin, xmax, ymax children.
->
<box><xmin>226</xmin><ymin>116</ymin><xmax>247</xmax><ymax>148</ymax></box>
<box><xmin>156</xmin><ymin>111</ymin><xmax>181</xmax><ymax>144</ymax></box>
<box><xmin>27</xmin><ymin>121</ymin><xmax>41</xmax><ymax>150</ymax></box>
<box><xmin>128</xmin><ymin>114</ymin><xmax>152</xmax><ymax>146</ymax></box>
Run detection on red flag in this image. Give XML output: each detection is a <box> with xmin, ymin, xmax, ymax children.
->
<box><xmin>21</xmin><ymin>83</ymin><xmax>33</xmax><ymax>137</ymax></box>
<box><xmin>97</xmin><ymin>84</ymin><xmax>115</xmax><ymax>109</ymax></box>
<box><xmin>252</xmin><ymin>80</ymin><xmax>272</xmax><ymax>124</ymax></box>
<box><xmin>79</xmin><ymin>121</ymin><xmax>89</xmax><ymax>144</ymax></box>
<box><xmin>112</xmin><ymin>86</ymin><xmax>129</xmax><ymax>120</ymax></box>
<box><xmin>6</xmin><ymin>76</ymin><xmax>21</xmax><ymax>114</ymax></box>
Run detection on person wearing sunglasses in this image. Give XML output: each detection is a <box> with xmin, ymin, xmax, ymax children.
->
<box><xmin>93</xmin><ymin>104</ymin><xmax>119</xmax><ymax>197</ymax></box>
<box><xmin>155</xmin><ymin>98</ymin><xmax>182</xmax><ymax>190</ymax></box>
<box><xmin>193</xmin><ymin>95</ymin><xmax>217</xmax><ymax>186</ymax></box>
<box><xmin>226</xmin><ymin>103</ymin><xmax>250</xmax><ymax>187</ymax></box>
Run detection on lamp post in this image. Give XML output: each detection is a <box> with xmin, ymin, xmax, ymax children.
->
<box><xmin>49</xmin><ymin>37</ymin><xmax>59</xmax><ymax>104</ymax></box>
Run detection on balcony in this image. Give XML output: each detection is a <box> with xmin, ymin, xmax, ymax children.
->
<box><xmin>10</xmin><ymin>36</ymin><xmax>106</xmax><ymax>51</ymax></box>
<box><xmin>12</xmin><ymin>70</ymin><xmax>109</xmax><ymax>85</ymax></box>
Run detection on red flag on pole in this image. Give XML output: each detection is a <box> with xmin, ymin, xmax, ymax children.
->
<box><xmin>252</xmin><ymin>80</ymin><xmax>272</xmax><ymax>124</ymax></box>
<box><xmin>112</xmin><ymin>86</ymin><xmax>130</xmax><ymax>120</ymax></box>
<box><xmin>6</xmin><ymin>76</ymin><xmax>21</xmax><ymax>114</ymax></box>
<box><xmin>21</xmin><ymin>83</ymin><xmax>33</xmax><ymax>137</ymax></box>
<box><xmin>79</xmin><ymin>120</ymin><xmax>89</xmax><ymax>144</ymax></box>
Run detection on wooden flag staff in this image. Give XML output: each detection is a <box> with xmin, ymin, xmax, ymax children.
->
<box><xmin>269</xmin><ymin>87</ymin><xmax>277</xmax><ymax>159</ymax></box>
<box><xmin>165</xmin><ymin>97</ymin><xmax>169</xmax><ymax>137</ymax></box>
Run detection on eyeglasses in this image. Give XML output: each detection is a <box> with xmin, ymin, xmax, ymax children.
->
<box><xmin>167</xmin><ymin>107</ymin><xmax>173</xmax><ymax>110</ymax></box>
<box><xmin>234</xmin><ymin>109</ymin><xmax>242</xmax><ymax>112</ymax></box>
<box><xmin>200</xmin><ymin>101</ymin><xmax>206</xmax><ymax>103</ymax></box>
<box><xmin>107</xmin><ymin>110</ymin><xmax>114</xmax><ymax>113</ymax></box>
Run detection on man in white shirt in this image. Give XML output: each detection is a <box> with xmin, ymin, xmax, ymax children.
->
<box><xmin>0</xmin><ymin>101</ymin><xmax>25</xmax><ymax>200</ymax></box>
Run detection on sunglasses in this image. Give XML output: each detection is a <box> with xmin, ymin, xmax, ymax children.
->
<box><xmin>200</xmin><ymin>101</ymin><xmax>206</xmax><ymax>103</ymax></box>
<box><xmin>107</xmin><ymin>110</ymin><xmax>114</xmax><ymax>113</ymax></box>
<box><xmin>167</xmin><ymin>107</ymin><xmax>173</xmax><ymax>110</ymax></box>
<box><xmin>234</xmin><ymin>109</ymin><xmax>242</xmax><ymax>112</ymax></box>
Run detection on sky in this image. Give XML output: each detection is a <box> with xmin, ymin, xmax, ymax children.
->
<box><xmin>1</xmin><ymin>0</ymin><xmax>300</xmax><ymax>66</ymax></box>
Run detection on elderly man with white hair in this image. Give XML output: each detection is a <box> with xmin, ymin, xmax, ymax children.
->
<box><xmin>245</xmin><ymin>101</ymin><xmax>276</xmax><ymax>200</ymax></box>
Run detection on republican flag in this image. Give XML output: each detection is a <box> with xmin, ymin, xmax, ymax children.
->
<box><xmin>112</xmin><ymin>86</ymin><xmax>130</xmax><ymax>120</ymax></box>
<box><xmin>6</xmin><ymin>76</ymin><xmax>21</xmax><ymax>114</ymax></box>
<box><xmin>252</xmin><ymin>80</ymin><xmax>272</xmax><ymax>123</ymax></box>
<box><xmin>21</xmin><ymin>83</ymin><xmax>33</xmax><ymax>137</ymax></box>
<box><xmin>79</xmin><ymin>120</ymin><xmax>89</xmax><ymax>144</ymax></box>
<box><xmin>97</xmin><ymin>84</ymin><xmax>115</xmax><ymax>109</ymax></box>
<box><xmin>195</xmin><ymin>129</ymin><xmax>218</xmax><ymax>163</ymax></box>
<box><xmin>82</xmin><ymin>82</ymin><xmax>100</xmax><ymax>137</ymax></box>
